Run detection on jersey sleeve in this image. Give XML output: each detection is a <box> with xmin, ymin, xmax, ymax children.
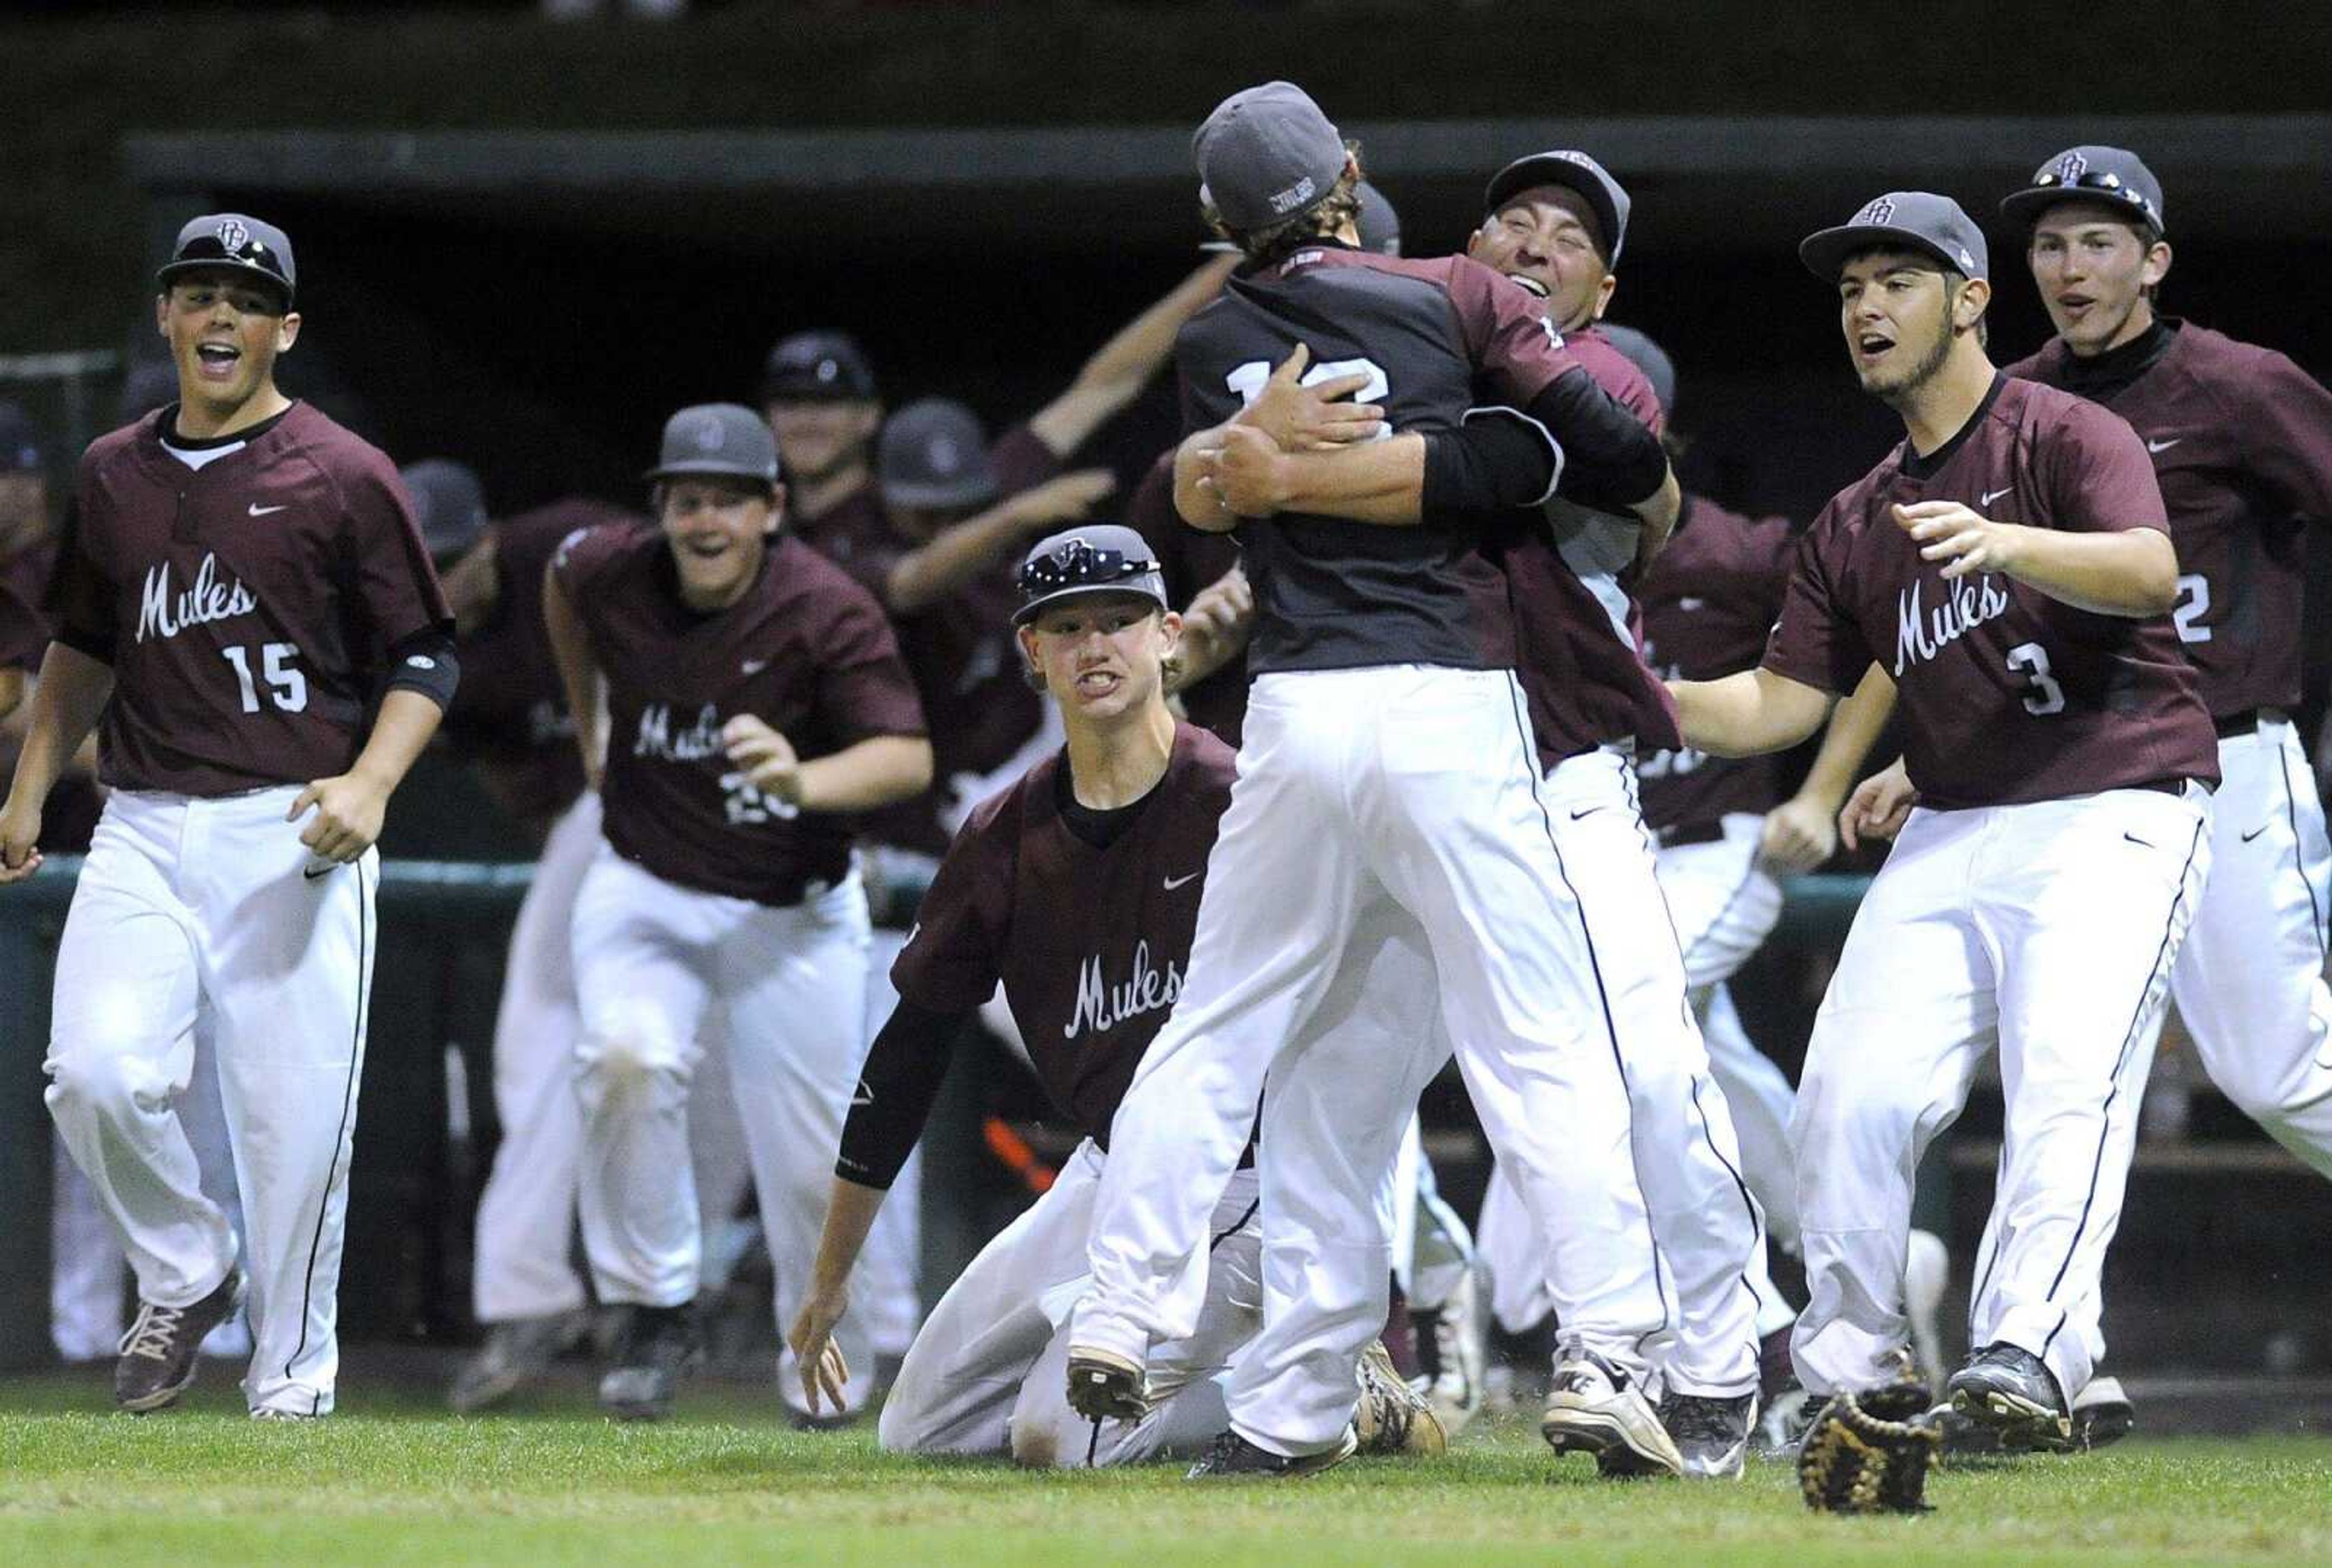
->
<box><xmin>2040</xmin><ymin>398</ymin><xmax>2170</xmax><ymax>534</ymax></box>
<box><xmin>343</xmin><ymin>455</ymin><xmax>454</xmax><ymax>661</ymax></box>
<box><xmin>2237</xmin><ymin>352</ymin><xmax>2332</xmax><ymax>522</ymax></box>
<box><xmin>1760</xmin><ymin>503</ymin><xmax>1870</xmax><ymax>695</ymax></box>
<box><xmin>548</xmin><ymin>520</ymin><xmax>630</xmax><ymax>616</ymax></box>
<box><xmin>812</xmin><ymin>584</ymin><xmax>929</xmax><ymax>745</ymax></box>
<box><xmin>45</xmin><ymin>493</ymin><xmax>112</xmax><ymax>663</ymax></box>
<box><xmin>888</xmin><ymin>811</ymin><xmax>1007</xmax><ymax>1012</ymax></box>
<box><xmin>0</xmin><ymin>577</ymin><xmax>46</xmax><ymax>668</ymax></box>
<box><xmin>1442</xmin><ymin>256</ymin><xmax>1580</xmax><ymax>407</ymax></box>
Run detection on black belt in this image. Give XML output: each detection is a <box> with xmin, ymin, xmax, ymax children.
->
<box><xmin>1658</xmin><ymin>821</ymin><xmax>1728</xmax><ymax>848</ymax></box>
<box><xmin>2213</xmin><ymin>708</ymin><xmax>2285</xmax><ymax>739</ymax></box>
<box><xmin>2131</xmin><ymin>776</ymin><xmax>2197</xmax><ymax>797</ymax></box>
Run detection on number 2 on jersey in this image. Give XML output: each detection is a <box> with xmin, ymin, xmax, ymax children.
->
<box><xmin>1225</xmin><ymin>358</ymin><xmax>1393</xmax><ymax>442</ymax></box>
<box><xmin>2171</xmin><ymin>573</ymin><xmax>2212</xmax><ymax>643</ymax></box>
<box><xmin>220</xmin><ymin>642</ymin><xmax>309</xmax><ymax>714</ymax></box>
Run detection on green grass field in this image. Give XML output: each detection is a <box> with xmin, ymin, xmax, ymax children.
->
<box><xmin>2</xmin><ymin>1372</ymin><xmax>2326</xmax><ymax>1567</ymax></box>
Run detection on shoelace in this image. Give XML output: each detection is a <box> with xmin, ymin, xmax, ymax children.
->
<box><xmin>118</xmin><ymin>1302</ymin><xmax>187</xmax><ymax>1363</ymax></box>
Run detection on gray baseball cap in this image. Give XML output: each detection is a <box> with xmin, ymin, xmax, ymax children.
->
<box><xmin>1355</xmin><ymin>180</ymin><xmax>1402</xmax><ymax>256</ymax></box>
<box><xmin>157</xmin><ymin>213</ymin><xmax>296</xmax><ymax>307</ymax></box>
<box><xmin>879</xmin><ymin>398</ymin><xmax>997</xmax><ymax>511</ymax></box>
<box><xmin>762</xmin><ymin>330</ymin><xmax>879</xmax><ymax>403</ymax></box>
<box><xmin>1195</xmin><ymin>81</ymin><xmax>1348</xmax><ymax>234</ymax></box>
<box><xmin>1597</xmin><ymin>325</ymin><xmax>1676</xmax><ymax>420</ymax></box>
<box><xmin>1482</xmin><ymin>150</ymin><xmax>1631</xmax><ymax>264</ymax></box>
<box><xmin>399</xmin><ymin>458</ymin><xmax>491</xmax><ymax>564</ymax></box>
<box><xmin>1013</xmin><ymin>525</ymin><xmax>1169</xmax><ymax>628</ymax></box>
<box><xmin>644</xmin><ymin>402</ymin><xmax>782</xmax><ymax>487</ymax></box>
<box><xmin>1799</xmin><ymin>192</ymin><xmax>1988</xmax><ymax>282</ymax></box>
<box><xmin>1999</xmin><ymin>145</ymin><xmax>2165</xmax><ymax>236</ymax></box>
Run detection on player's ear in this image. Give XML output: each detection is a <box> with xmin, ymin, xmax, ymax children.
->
<box><xmin>2142</xmin><ymin>239</ymin><xmax>2173</xmax><ymax>291</ymax></box>
<box><xmin>1156</xmin><ymin>608</ymin><xmax>1183</xmax><ymax>656</ymax></box>
<box><xmin>274</xmin><ymin>311</ymin><xmax>302</xmax><ymax>354</ymax></box>
<box><xmin>767</xmin><ymin>481</ymin><xmax>788</xmax><ymax>536</ymax></box>
<box><xmin>154</xmin><ymin>293</ymin><xmax>170</xmax><ymax>338</ymax></box>
<box><xmin>1591</xmin><ymin>271</ymin><xmax>1617</xmax><ymax>323</ymax></box>
<box><xmin>1952</xmin><ymin>277</ymin><xmax>1990</xmax><ymax>332</ymax></box>
<box><xmin>1016</xmin><ymin>624</ymin><xmax>1048</xmax><ymax>693</ymax></box>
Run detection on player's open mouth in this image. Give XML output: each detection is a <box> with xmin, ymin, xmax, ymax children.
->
<box><xmin>1074</xmin><ymin>669</ymin><xmax>1121</xmax><ymax>697</ymax></box>
<box><xmin>1854</xmin><ymin>333</ymin><xmax>1894</xmax><ymax>363</ymax></box>
<box><xmin>1502</xmin><ymin>272</ymin><xmax>1550</xmax><ymax>299</ymax></box>
<box><xmin>194</xmin><ymin>343</ymin><xmax>241</xmax><ymax>375</ymax></box>
<box><xmin>683</xmin><ymin>537</ymin><xmax>731</xmax><ymax>559</ymax></box>
<box><xmin>2056</xmin><ymin>293</ymin><xmax>2095</xmax><ymax>318</ymax></box>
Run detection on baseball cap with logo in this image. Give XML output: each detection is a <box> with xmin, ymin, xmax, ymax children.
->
<box><xmin>1999</xmin><ymin>146</ymin><xmax>2166</xmax><ymax>236</ymax></box>
<box><xmin>156</xmin><ymin>213</ymin><xmax>296</xmax><ymax>308</ymax></box>
<box><xmin>1799</xmin><ymin>192</ymin><xmax>1988</xmax><ymax>282</ymax></box>
<box><xmin>1013</xmin><ymin>525</ymin><xmax>1169</xmax><ymax>628</ymax></box>
<box><xmin>0</xmin><ymin>402</ymin><xmax>43</xmax><ymax>474</ymax></box>
<box><xmin>399</xmin><ymin>458</ymin><xmax>491</xmax><ymax>564</ymax></box>
<box><xmin>644</xmin><ymin>403</ymin><xmax>782</xmax><ymax>488</ymax></box>
<box><xmin>761</xmin><ymin>330</ymin><xmax>880</xmax><ymax>403</ymax></box>
<box><xmin>1597</xmin><ymin>325</ymin><xmax>1677</xmax><ymax>421</ymax></box>
<box><xmin>1195</xmin><ymin>81</ymin><xmax>1349</xmax><ymax>234</ymax></box>
<box><xmin>1482</xmin><ymin>150</ymin><xmax>1632</xmax><ymax>264</ymax></box>
<box><xmin>878</xmin><ymin>398</ymin><xmax>997</xmax><ymax>511</ymax></box>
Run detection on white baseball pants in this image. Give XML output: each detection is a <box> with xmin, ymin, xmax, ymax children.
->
<box><xmin>1792</xmin><ymin>785</ymin><xmax>2210</xmax><ymax>1400</ymax></box>
<box><xmin>2158</xmin><ymin>717</ymin><xmax>2332</xmax><ymax>1172</ymax></box>
<box><xmin>1386</xmin><ymin>1115</ymin><xmax>1476</xmax><ymax>1312</ymax></box>
<box><xmin>571</xmin><ymin>848</ymin><xmax>872</xmax><ymax>1416</ymax></box>
<box><xmin>1074</xmin><ymin>666</ymin><xmax>1665</xmax><ymax>1456</ymax></box>
<box><xmin>469</xmin><ymin>793</ymin><xmax>755</xmax><ymax>1323</ymax></box>
<box><xmin>46</xmin><ymin>786</ymin><xmax>377</xmax><ymax>1416</ymax></box>
<box><xmin>881</xmin><ymin>1144</ymin><xmax>1258</xmax><ymax>1467</ymax></box>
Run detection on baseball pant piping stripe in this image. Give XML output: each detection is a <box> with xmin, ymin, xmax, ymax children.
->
<box><xmin>1501</xmin><ymin>676</ymin><xmax>1672</xmax><ymax>1345</ymax></box>
<box><xmin>1084</xmin><ymin>1417</ymin><xmax>1103</xmax><ymax>1468</ymax></box>
<box><xmin>286</xmin><ymin>855</ymin><xmax>372</xmax><ymax>1395</ymax></box>
<box><xmin>1210</xmin><ymin>1198</ymin><xmax>1260</xmax><ymax>1253</ymax></box>
<box><xmin>1676</xmin><ymin>854</ymin><xmax>1769</xmax><ymax>978</ymax></box>
<box><xmin>1688</xmin><ymin>1073</ymin><xmax>1767</xmax><ymax>1331</ymax></box>
<box><xmin>2277</xmin><ymin>741</ymin><xmax>2329</xmax><ymax>958</ymax></box>
<box><xmin>2037</xmin><ymin>814</ymin><xmax>2207</xmax><ymax>1319</ymax></box>
<box><xmin>1966</xmin><ymin>1143</ymin><xmax>2010</xmax><ymax>1334</ymax></box>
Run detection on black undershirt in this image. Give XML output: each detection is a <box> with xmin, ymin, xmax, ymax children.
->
<box><xmin>2054</xmin><ymin>318</ymin><xmax>2178</xmax><ymax>402</ymax></box>
<box><xmin>1053</xmin><ymin>751</ymin><xmax>1162</xmax><ymax>848</ymax></box>
<box><xmin>162</xmin><ymin>401</ymin><xmax>295</xmax><ymax>450</ymax></box>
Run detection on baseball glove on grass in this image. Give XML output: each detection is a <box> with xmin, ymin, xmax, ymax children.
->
<box><xmin>1798</xmin><ymin>1377</ymin><xmax>1943</xmax><ymax>1515</ymax></box>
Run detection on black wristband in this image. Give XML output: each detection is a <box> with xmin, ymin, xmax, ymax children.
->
<box><xmin>382</xmin><ymin>628</ymin><xmax>459</xmax><ymax>709</ymax></box>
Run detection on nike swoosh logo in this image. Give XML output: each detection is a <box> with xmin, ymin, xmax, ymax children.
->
<box><xmin>1979</xmin><ymin>486</ymin><xmax>2013</xmax><ymax>508</ymax></box>
<box><xmin>249</xmin><ymin>503</ymin><xmax>288</xmax><ymax>516</ymax></box>
<box><xmin>1678</xmin><ymin>596</ymin><xmax>1705</xmax><ymax>612</ymax></box>
<box><xmin>741</xmin><ymin>659</ymin><xmax>769</xmax><ymax>675</ymax></box>
<box><xmin>2147</xmin><ymin>437</ymin><xmax>2183</xmax><ymax>454</ymax></box>
<box><xmin>2122</xmin><ymin>832</ymin><xmax>2155</xmax><ymax>850</ymax></box>
<box><xmin>1570</xmin><ymin>806</ymin><xmax>1606</xmax><ymax>820</ymax></box>
<box><xmin>302</xmin><ymin>863</ymin><xmax>338</xmax><ymax>881</ymax></box>
<box><xmin>1164</xmin><ymin>871</ymin><xmax>1201</xmax><ymax>890</ymax></box>
<box><xmin>2240</xmin><ymin>825</ymin><xmax>2268</xmax><ymax>844</ymax></box>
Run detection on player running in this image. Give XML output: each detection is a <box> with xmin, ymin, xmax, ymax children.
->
<box><xmin>1</xmin><ymin>214</ymin><xmax>455</xmax><ymax>1417</ymax></box>
<box><xmin>786</xmin><ymin>525</ymin><xmax>1440</xmax><ymax>1468</ymax></box>
<box><xmin>544</xmin><ymin>403</ymin><xmax>933</xmax><ymax>1422</ymax></box>
<box><xmin>1667</xmin><ymin>192</ymin><xmax>2217</xmax><ymax>1448</ymax></box>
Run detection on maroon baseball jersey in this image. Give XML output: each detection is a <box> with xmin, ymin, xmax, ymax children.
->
<box><xmin>1130</xmin><ymin>451</ymin><xmax>1249</xmax><ymax>747</ymax></box>
<box><xmin>1497</xmin><ymin>323</ymin><xmax>1682</xmax><ymax>768</ymax></box>
<box><xmin>48</xmin><ymin>403</ymin><xmax>451</xmax><ymax>796</ymax></box>
<box><xmin>440</xmin><ymin>497</ymin><xmax>633</xmax><ymax>825</ymax></box>
<box><xmin>1</xmin><ymin>540</ymin><xmax>53</xmax><ymax>670</ymax></box>
<box><xmin>554</xmin><ymin>523</ymin><xmax>927</xmax><ymax>905</ymax></box>
<box><xmin>0</xmin><ymin>576</ymin><xmax>43</xmax><ymax>668</ymax></box>
<box><xmin>2006</xmin><ymin>321</ymin><xmax>2332</xmax><ymax>719</ymax></box>
<box><xmin>890</xmin><ymin>722</ymin><xmax>1232</xmax><ymax>1145</ymax></box>
<box><xmin>796</xmin><ymin>422</ymin><xmax>1063</xmax><ymax>852</ymax></box>
<box><xmin>1635</xmin><ymin>496</ymin><xmax>1795</xmax><ymax>831</ymax></box>
<box><xmin>1763</xmin><ymin>374</ymin><xmax>2217</xmax><ymax>809</ymax></box>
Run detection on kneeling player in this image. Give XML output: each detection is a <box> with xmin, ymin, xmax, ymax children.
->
<box><xmin>788</xmin><ymin>527</ymin><xmax>1439</xmax><ymax>1468</ymax></box>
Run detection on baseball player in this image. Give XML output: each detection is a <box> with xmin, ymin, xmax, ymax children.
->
<box><xmin>785</xmin><ymin>525</ymin><xmax>1439</xmax><ymax>1467</ymax></box>
<box><xmin>1066</xmin><ymin>82</ymin><xmax>1708</xmax><ymax>1480</ymax></box>
<box><xmin>1667</xmin><ymin>192</ymin><xmax>2217</xmax><ymax>1447</ymax></box>
<box><xmin>544</xmin><ymin>402</ymin><xmax>932</xmax><ymax>1421</ymax></box>
<box><xmin>1</xmin><ymin>213</ymin><xmax>457</xmax><ymax>1417</ymax></box>
<box><xmin>1996</xmin><ymin>148</ymin><xmax>2332</xmax><ymax>1440</ymax></box>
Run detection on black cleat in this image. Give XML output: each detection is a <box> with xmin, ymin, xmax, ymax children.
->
<box><xmin>115</xmin><ymin>1271</ymin><xmax>245</xmax><ymax>1413</ymax></box>
<box><xmin>1946</xmin><ymin>1344</ymin><xmax>2071</xmax><ymax>1450</ymax></box>
<box><xmin>597</xmin><ymin>1303</ymin><xmax>701</xmax><ymax>1422</ymax></box>
<box><xmin>1063</xmin><ymin>1347</ymin><xmax>1148</xmax><ymax>1422</ymax></box>
<box><xmin>1186</xmin><ymin>1426</ymin><xmax>1359</xmax><ymax>1479</ymax></box>
<box><xmin>449</xmin><ymin>1309</ymin><xmax>590</xmax><ymax>1414</ymax></box>
<box><xmin>1662</xmin><ymin>1390</ymin><xmax>1756</xmax><ymax>1479</ymax></box>
<box><xmin>2071</xmin><ymin>1375</ymin><xmax>2135</xmax><ymax>1449</ymax></box>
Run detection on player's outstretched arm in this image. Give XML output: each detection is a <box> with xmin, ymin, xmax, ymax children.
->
<box><xmin>884</xmin><ymin>469</ymin><xmax>1117</xmax><ymax>616</ymax></box>
<box><xmin>0</xmin><ymin>642</ymin><xmax>115</xmax><ymax>884</ymax></box>
<box><xmin>1028</xmin><ymin>256</ymin><xmax>1238</xmax><ymax>458</ymax></box>
<box><xmin>1760</xmin><ymin>663</ymin><xmax>1897</xmax><ymax>873</ymax></box>
<box><xmin>1171</xmin><ymin>567</ymin><xmax>1253</xmax><ymax>690</ymax></box>
<box><xmin>790</xmin><ymin>1177</ymin><xmax>886</xmax><ymax>1416</ymax></box>
<box><xmin>542</xmin><ymin>570</ymin><xmax>607</xmax><ymax>791</ymax></box>
<box><xmin>1891</xmin><ymin>502</ymin><xmax>2177</xmax><ymax>616</ymax></box>
<box><xmin>1669</xmin><ymin>666</ymin><xmax>1835</xmax><ymax>760</ymax></box>
<box><xmin>0</xmin><ymin>667</ymin><xmax>20</xmax><ymax>723</ymax></box>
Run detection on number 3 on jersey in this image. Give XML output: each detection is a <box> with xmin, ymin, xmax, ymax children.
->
<box><xmin>1226</xmin><ymin>358</ymin><xmax>1393</xmax><ymax>442</ymax></box>
<box><xmin>2005</xmin><ymin>641</ymin><xmax>2065</xmax><ymax>717</ymax></box>
<box><xmin>221</xmin><ymin>642</ymin><xmax>308</xmax><ymax>714</ymax></box>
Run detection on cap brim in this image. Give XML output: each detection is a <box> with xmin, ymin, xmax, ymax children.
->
<box><xmin>1010</xmin><ymin>576</ymin><xmax>1170</xmax><ymax>628</ymax></box>
<box><xmin>155</xmin><ymin>259</ymin><xmax>293</xmax><ymax>307</ymax></box>
<box><xmin>1798</xmin><ymin>223</ymin><xmax>1963</xmax><ymax>282</ymax></box>
<box><xmin>762</xmin><ymin>380</ymin><xmax>878</xmax><ymax>404</ymax></box>
<box><xmin>1997</xmin><ymin>185</ymin><xmax>2163</xmax><ymax>234</ymax></box>
<box><xmin>1483</xmin><ymin>157</ymin><xmax>1621</xmax><ymax>261</ymax></box>
<box><xmin>643</xmin><ymin>461</ymin><xmax>779</xmax><ymax>485</ymax></box>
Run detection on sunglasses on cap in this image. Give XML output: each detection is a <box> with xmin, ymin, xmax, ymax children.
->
<box><xmin>2027</xmin><ymin>168</ymin><xmax>2160</xmax><ymax>228</ymax></box>
<box><xmin>1018</xmin><ymin>539</ymin><xmax>1160</xmax><ymax>596</ymax></box>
